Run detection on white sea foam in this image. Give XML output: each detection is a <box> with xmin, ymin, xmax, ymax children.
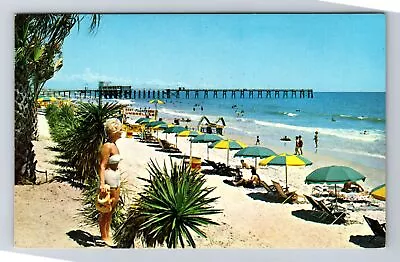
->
<box><xmin>326</xmin><ymin>147</ymin><xmax>386</xmax><ymax>160</ymax></box>
<box><xmin>253</xmin><ymin>120</ymin><xmax>384</xmax><ymax>142</ymax></box>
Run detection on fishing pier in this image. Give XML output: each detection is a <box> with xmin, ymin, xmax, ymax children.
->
<box><xmin>40</xmin><ymin>85</ymin><xmax>314</xmax><ymax>100</ymax></box>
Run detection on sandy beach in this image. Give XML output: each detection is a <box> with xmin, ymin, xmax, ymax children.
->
<box><xmin>14</xmin><ymin>115</ymin><xmax>386</xmax><ymax>248</ymax></box>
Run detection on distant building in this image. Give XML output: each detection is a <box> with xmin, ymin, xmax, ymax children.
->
<box><xmin>99</xmin><ymin>81</ymin><xmax>132</xmax><ymax>99</ymax></box>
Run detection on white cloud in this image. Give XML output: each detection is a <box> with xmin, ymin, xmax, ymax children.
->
<box><xmin>51</xmin><ymin>69</ymin><xmax>218</xmax><ymax>89</ymax></box>
<box><xmin>53</xmin><ymin>68</ymin><xmax>132</xmax><ymax>85</ymax></box>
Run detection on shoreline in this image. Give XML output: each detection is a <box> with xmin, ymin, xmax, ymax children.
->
<box><xmin>14</xmin><ymin>114</ymin><xmax>386</xmax><ymax>248</ymax></box>
<box><xmin>139</xmin><ymin>114</ymin><xmax>385</xmax><ymax>190</ymax></box>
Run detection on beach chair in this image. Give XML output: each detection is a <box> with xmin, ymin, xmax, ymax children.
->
<box><xmin>271</xmin><ymin>180</ymin><xmax>298</xmax><ymax>204</ymax></box>
<box><xmin>203</xmin><ymin>159</ymin><xmax>236</xmax><ymax>177</ymax></box>
<box><xmin>363</xmin><ymin>215</ymin><xmax>386</xmax><ymax>241</ymax></box>
<box><xmin>260</xmin><ymin>181</ymin><xmax>276</xmax><ymax>194</ymax></box>
<box><xmin>304</xmin><ymin>195</ymin><xmax>323</xmax><ymax>211</ymax></box>
<box><xmin>158</xmin><ymin>139</ymin><xmax>181</xmax><ymax>153</ymax></box>
<box><xmin>317</xmin><ymin>200</ymin><xmax>346</xmax><ymax>225</ymax></box>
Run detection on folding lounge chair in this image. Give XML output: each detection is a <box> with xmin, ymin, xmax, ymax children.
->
<box><xmin>271</xmin><ymin>180</ymin><xmax>298</xmax><ymax>204</ymax></box>
<box><xmin>203</xmin><ymin>159</ymin><xmax>236</xmax><ymax>177</ymax></box>
<box><xmin>317</xmin><ymin>200</ymin><xmax>346</xmax><ymax>224</ymax></box>
<box><xmin>260</xmin><ymin>181</ymin><xmax>276</xmax><ymax>194</ymax></box>
<box><xmin>304</xmin><ymin>194</ymin><xmax>323</xmax><ymax>211</ymax></box>
<box><xmin>363</xmin><ymin>215</ymin><xmax>386</xmax><ymax>241</ymax></box>
<box><xmin>158</xmin><ymin>139</ymin><xmax>181</xmax><ymax>153</ymax></box>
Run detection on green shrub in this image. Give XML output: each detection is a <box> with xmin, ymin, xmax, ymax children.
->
<box><xmin>114</xmin><ymin>159</ymin><xmax>222</xmax><ymax>248</ymax></box>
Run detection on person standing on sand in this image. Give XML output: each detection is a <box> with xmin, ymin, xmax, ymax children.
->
<box><xmin>98</xmin><ymin>118</ymin><xmax>123</xmax><ymax>247</ymax></box>
<box><xmin>294</xmin><ymin>136</ymin><xmax>299</xmax><ymax>155</ymax></box>
<box><xmin>313</xmin><ymin>131</ymin><xmax>319</xmax><ymax>148</ymax></box>
<box><xmin>298</xmin><ymin>136</ymin><xmax>304</xmax><ymax>155</ymax></box>
<box><xmin>255</xmin><ymin>136</ymin><xmax>260</xmax><ymax>145</ymax></box>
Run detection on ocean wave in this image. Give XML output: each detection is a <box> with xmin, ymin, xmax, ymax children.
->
<box><xmin>326</xmin><ymin>147</ymin><xmax>386</xmax><ymax>160</ymax></box>
<box><xmin>160</xmin><ymin>108</ymin><xmax>202</xmax><ymax>121</ymax></box>
<box><xmin>335</xmin><ymin>114</ymin><xmax>385</xmax><ymax>123</ymax></box>
<box><xmin>253</xmin><ymin>120</ymin><xmax>384</xmax><ymax>142</ymax></box>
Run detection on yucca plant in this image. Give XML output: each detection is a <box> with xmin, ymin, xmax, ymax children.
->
<box><xmin>114</xmin><ymin>158</ymin><xmax>222</xmax><ymax>248</ymax></box>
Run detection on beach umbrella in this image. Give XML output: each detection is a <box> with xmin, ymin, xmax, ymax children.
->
<box><xmin>305</xmin><ymin>166</ymin><xmax>366</xmax><ymax>185</ymax></box>
<box><xmin>305</xmin><ymin>165</ymin><xmax>366</xmax><ymax>210</ymax></box>
<box><xmin>163</xmin><ymin>126</ymin><xmax>187</xmax><ymax>146</ymax></box>
<box><xmin>370</xmin><ymin>184</ymin><xmax>385</xmax><ymax>201</ymax></box>
<box><xmin>260</xmin><ymin>153</ymin><xmax>312</xmax><ymax>189</ymax></box>
<box><xmin>177</xmin><ymin>130</ymin><xmax>203</xmax><ymax>158</ymax></box>
<box><xmin>152</xmin><ymin>123</ymin><xmax>174</xmax><ymax>139</ymax></box>
<box><xmin>163</xmin><ymin>126</ymin><xmax>187</xmax><ymax>134</ymax></box>
<box><xmin>191</xmin><ymin>134</ymin><xmax>224</xmax><ymax>160</ymax></box>
<box><xmin>140</xmin><ymin>118</ymin><xmax>155</xmax><ymax>125</ymax></box>
<box><xmin>149</xmin><ymin>99</ymin><xmax>165</xmax><ymax>119</ymax></box>
<box><xmin>37</xmin><ymin>96</ymin><xmax>52</xmax><ymax>102</ymax></box>
<box><xmin>145</xmin><ymin>121</ymin><xmax>167</xmax><ymax>138</ymax></box>
<box><xmin>146</xmin><ymin>120</ymin><xmax>166</xmax><ymax>128</ymax></box>
<box><xmin>135</xmin><ymin>117</ymin><xmax>150</xmax><ymax>124</ymax></box>
<box><xmin>234</xmin><ymin>146</ymin><xmax>276</xmax><ymax>167</ymax></box>
<box><xmin>208</xmin><ymin>139</ymin><xmax>247</xmax><ymax>166</ymax></box>
<box><xmin>153</xmin><ymin>123</ymin><xmax>174</xmax><ymax>130</ymax></box>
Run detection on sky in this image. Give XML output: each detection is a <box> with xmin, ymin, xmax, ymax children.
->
<box><xmin>46</xmin><ymin>14</ymin><xmax>386</xmax><ymax>92</ymax></box>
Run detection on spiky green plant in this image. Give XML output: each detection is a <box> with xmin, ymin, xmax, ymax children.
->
<box><xmin>53</xmin><ymin>102</ymin><xmax>122</xmax><ymax>183</ymax></box>
<box><xmin>114</xmin><ymin>159</ymin><xmax>222</xmax><ymax>248</ymax></box>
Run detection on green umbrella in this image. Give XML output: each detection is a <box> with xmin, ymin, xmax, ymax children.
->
<box><xmin>135</xmin><ymin>117</ymin><xmax>151</xmax><ymax>124</ymax></box>
<box><xmin>234</xmin><ymin>146</ymin><xmax>276</xmax><ymax>167</ymax></box>
<box><xmin>305</xmin><ymin>165</ymin><xmax>366</xmax><ymax>210</ymax></box>
<box><xmin>208</xmin><ymin>139</ymin><xmax>247</xmax><ymax>166</ymax></box>
<box><xmin>177</xmin><ymin>130</ymin><xmax>203</xmax><ymax>158</ymax></box>
<box><xmin>146</xmin><ymin>120</ymin><xmax>167</xmax><ymax>128</ymax></box>
<box><xmin>305</xmin><ymin>166</ymin><xmax>366</xmax><ymax>185</ymax></box>
<box><xmin>163</xmin><ymin>126</ymin><xmax>188</xmax><ymax>146</ymax></box>
<box><xmin>191</xmin><ymin>134</ymin><xmax>224</xmax><ymax>160</ymax></box>
<box><xmin>145</xmin><ymin>121</ymin><xmax>167</xmax><ymax>139</ymax></box>
<box><xmin>163</xmin><ymin>126</ymin><xmax>187</xmax><ymax>134</ymax></box>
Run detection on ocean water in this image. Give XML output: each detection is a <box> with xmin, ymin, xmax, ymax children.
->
<box><xmin>128</xmin><ymin>92</ymin><xmax>386</xmax><ymax>172</ymax></box>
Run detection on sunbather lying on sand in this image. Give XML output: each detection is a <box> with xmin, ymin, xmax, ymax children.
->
<box><xmin>233</xmin><ymin>166</ymin><xmax>261</xmax><ymax>188</ymax></box>
<box><xmin>341</xmin><ymin>181</ymin><xmax>364</xmax><ymax>193</ymax></box>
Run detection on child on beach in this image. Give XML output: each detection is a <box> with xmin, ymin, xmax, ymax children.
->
<box><xmin>255</xmin><ymin>136</ymin><xmax>260</xmax><ymax>145</ymax></box>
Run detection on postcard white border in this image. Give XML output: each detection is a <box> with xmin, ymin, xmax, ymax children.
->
<box><xmin>1</xmin><ymin>1</ymin><xmax>398</xmax><ymax>261</ymax></box>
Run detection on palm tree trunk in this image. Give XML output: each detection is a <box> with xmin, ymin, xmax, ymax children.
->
<box><xmin>15</xmin><ymin>62</ymin><xmax>36</xmax><ymax>184</ymax></box>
